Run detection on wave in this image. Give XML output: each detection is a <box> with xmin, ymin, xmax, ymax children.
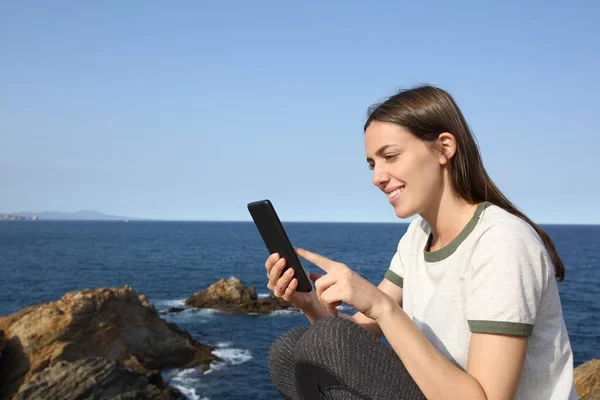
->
<box><xmin>212</xmin><ymin>347</ymin><xmax>253</xmax><ymax>365</ymax></box>
<box><xmin>204</xmin><ymin>345</ymin><xmax>253</xmax><ymax>375</ymax></box>
<box><xmin>154</xmin><ymin>298</ymin><xmax>187</xmax><ymax>308</ymax></box>
<box><xmin>172</xmin><ymin>383</ymin><xmax>202</xmax><ymax>400</ymax></box>
<box><xmin>268</xmin><ymin>309</ymin><xmax>299</xmax><ymax>316</ymax></box>
<box><xmin>162</xmin><ymin>367</ymin><xmax>207</xmax><ymax>400</ymax></box>
<box><xmin>257</xmin><ymin>292</ymin><xmax>271</xmax><ymax>299</ymax></box>
<box><xmin>161</xmin><ymin>307</ymin><xmax>225</xmax><ymax>326</ymax></box>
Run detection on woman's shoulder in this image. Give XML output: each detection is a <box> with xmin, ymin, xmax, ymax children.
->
<box><xmin>470</xmin><ymin>203</ymin><xmax>554</xmax><ymax>287</ymax></box>
<box><xmin>475</xmin><ymin>203</ymin><xmax>545</xmax><ymax>249</ymax></box>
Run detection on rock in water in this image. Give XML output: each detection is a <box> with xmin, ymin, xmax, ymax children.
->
<box><xmin>185</xmin><ymin>277</ymin><xmax>293</xmax><ymax>313</ymax></box>
<box><xmin>13</xmin><ymin>357</ymin><xmax>182</xmax><ymax>400</ymax></box>
<box><xmin>0</xmin><ymin>285</ymin><xmax>215</xmax><ymax>399</ymax></box>
<box><xmin>159</xmin><ymin>307</ymin><xmax>185</xmax><ymax>315</ymax></box>
<box><xmin>575</xmin><ymin>359</ymin><xmax>600</xmax><ymax>399</ymax></box>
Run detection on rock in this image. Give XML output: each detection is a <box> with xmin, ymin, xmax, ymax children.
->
<box><xmin>582</xmin><ymin>389</ymin><xmax>600</xmax><ymax>400</ymax></box>
<box><xmin>186</xmin><ymin>277</ymin><xmax>254</xmax><ymax>306</ymax></box>
<box><xmin>138</xmin><ymin>294</ymin><xmax>157</xmax><ymax>314</ymax></box>
<box><xmin>0</xmin><ymin>286</ymin><xmax>216</xmax><ymax>399</ymax></box>
<box><xmin>13</xmin><ymin>357</ymin><xmax>182</xmax><ymax>400</ymax></box>
<box><xmin>159</xmin><ymin>307</ymin><xmax>185</xmax><ymax>315</ymax></box>
<box><xmin>575</xmin><ymin>359</ymin><xmax>600</xmax><ymax>399</ymax></box>
<box><xmin>185</xmin><ymin>277</ymin><xmax>293</xmax><ymax>313</ymax></box>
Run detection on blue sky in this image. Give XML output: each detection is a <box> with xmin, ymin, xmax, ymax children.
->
<box><xmin>1</xmin><ymin>1</ymin><xmax>599</xmax><ymax>223</ymax></box>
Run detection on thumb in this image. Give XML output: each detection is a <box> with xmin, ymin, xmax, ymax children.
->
<box><xmin>309</xmin><ymin>273</ymin><xmax>323</xmax><ymax>282</ymax></box>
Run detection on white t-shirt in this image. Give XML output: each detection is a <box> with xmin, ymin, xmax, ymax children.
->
<box><xmin>384</xmin><ymin>202</ymin><xmax>577</xmax><ymax>400</ymax></box>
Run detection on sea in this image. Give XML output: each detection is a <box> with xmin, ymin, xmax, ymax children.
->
<box><xmin>1</xmin><ymin>221</ymin><xmax>598</xmax><ymax>399</ymax></box>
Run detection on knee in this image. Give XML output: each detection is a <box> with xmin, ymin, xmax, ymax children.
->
<box><xmin>294</xmin><ymin>316</ymin><xmax>384</xmax><ymax>372</ymax></box>
<box><xmin>297</xmin><ymin>316</ymin><xmax>373</xmax><ymax>353</ymax></box>
<box><xmin>268</xmin><ymin>326</ymin><xmax>308</xmax><ymax>366</ymax></box>
<box><xmin>268</xmin><ymin>327</ymin><xmax>309</xmax><ymax>400</ymax></box>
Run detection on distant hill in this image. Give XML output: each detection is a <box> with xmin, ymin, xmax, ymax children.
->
<box><xmin>6</xmin><ymin>210</ymin><xmax>143</xmax><ymax>221</ymax></box>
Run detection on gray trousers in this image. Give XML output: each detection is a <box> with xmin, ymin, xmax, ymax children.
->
<box><xmin>268</xmin><ymin>316</ymin><xmax>425</xmax><ymax>400</ymax></box>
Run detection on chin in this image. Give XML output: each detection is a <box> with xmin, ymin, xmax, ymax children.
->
<box><xmin>393</xmin><ymin>204</ymin><xmax>415</xmax><ymax>220</ymax></box>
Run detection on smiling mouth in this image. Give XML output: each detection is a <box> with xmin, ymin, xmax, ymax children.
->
<box><xmin>387</xmin><ymin>187</ymin><xmax>405</xmax><ymax>199</ymax></box>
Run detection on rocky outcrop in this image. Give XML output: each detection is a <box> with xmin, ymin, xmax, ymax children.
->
<box><xmin>159</xmin><ymin>307</ymin><xmax>185</xmax><ymax>315</ymax></box>
<box><xmin>575</xmin><ymin>359</ymin><xmax>600</xmax><ymax>399</ymax></box>
<box><xmin>13</xmin><ymin>358</ymin><xmax>182</xmax><ymax>400</ymax></box>
<box><xmin>185</xmin><ymin>277</ymin><xmax>293</xmax><ymax>313</ymax></box>
<box><xmin>0</xmin><ymin>285</ymin><xmax>215</xmax><ymax>399</ymax></box>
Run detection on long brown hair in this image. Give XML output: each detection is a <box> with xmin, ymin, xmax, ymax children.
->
<box><xmin>364</xmin><ymin>85</ymin><xmax>565</xmax><ymax>281</ymax></box>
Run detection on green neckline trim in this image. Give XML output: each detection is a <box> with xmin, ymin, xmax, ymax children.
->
<box><xmin>423</xmin><ymin>202</ymin><xmax>492</xmax><ymax>263</ymax></box>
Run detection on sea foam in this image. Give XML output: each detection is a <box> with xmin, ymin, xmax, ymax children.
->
<box><xmin>163</xmin><ymin>367</ymin><xmax>206</xmax><ymax>400</ymax></box>
<box><xmin>154</xmin><ymin>298</ymin><xmax>187</xmax><ymax>308</ymax></box>
<box><xmin>204</xmin><ymin>344</ymin><xmax>253</xmax><ymax>375</ymax></box>
<box><xmin>268</xmin><ymin>309</ymin><xmax>298</xmax><ymax>316</ymax></box>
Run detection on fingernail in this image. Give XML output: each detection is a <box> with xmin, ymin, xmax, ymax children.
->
<box><xmin>286</xmin><ymin>269</ymin><xmax>293</xmax><ymax>276</ymax></box>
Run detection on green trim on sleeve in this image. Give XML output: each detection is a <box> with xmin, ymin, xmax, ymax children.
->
<box><xmin>384</xmin><ymin>269</ymin><xmax>404</xmax><ymax>288</ymax></box>
<box><xmin>468</xmin><ymin>320</ymin><xmax>534</xmax><ymax>337</ymax></box>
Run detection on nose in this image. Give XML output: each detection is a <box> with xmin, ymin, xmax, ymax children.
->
<box><xmin>371</xmin><ymin>163</ymin><xmax>390</xmax><ymax>189</ymax></box>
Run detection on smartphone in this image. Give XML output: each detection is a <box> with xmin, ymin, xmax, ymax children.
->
<box><xmin>247</xmin><ymin>199</ymin><xmax>313</xmax><ymax>292</ymax></box>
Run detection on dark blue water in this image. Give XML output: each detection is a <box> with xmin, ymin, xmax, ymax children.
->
<box><xmin>1</xmin><ymin>221</ymin><xmax>598</xmax><ymax>399</ymax></box>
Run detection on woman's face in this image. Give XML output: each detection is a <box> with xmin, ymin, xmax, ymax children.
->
<box><xmin>365</xmin><ymin>121</ymin><xmax>445</xmax><ymax>219</ymax></box>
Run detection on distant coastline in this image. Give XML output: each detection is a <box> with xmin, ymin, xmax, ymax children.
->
<box><xmin>0</xmin><ymin>210</ymin><xmax>140</xmax><ymax>221</ymax></box>
<box><xmin>0</xmin><ymin>214</ymin><xmax>36</xmax><ymax>221</ymax></box>
<box><xmin>1</xmin><ymin>212</ymin><xmax>598</xmax><ymax>225</ymax></box>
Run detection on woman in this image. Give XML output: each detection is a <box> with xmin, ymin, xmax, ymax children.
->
<box><xmin>265</xmin><ymin>85</ymin><xmax>577</xmax><ymax>400</ymax></box>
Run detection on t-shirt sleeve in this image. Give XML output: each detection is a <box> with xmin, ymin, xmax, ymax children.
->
<box><xmin>385</xmin><ymin>251</ymin><xmax>404</xmax><ymax>288</ymax></box>
<box><xmin>384</xmin><ymin>220</ymin><xmax>415</xmax><ymax>288</ymax></box>
<box><xmin>466</xmin><ymin>222</ymin><xmax>549</xmax><ymax>337</ymax></box>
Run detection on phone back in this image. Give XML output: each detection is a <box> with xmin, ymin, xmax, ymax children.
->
<box><xmin>247</xmin><ymin>199</ymin><xmax>312</xmax><ymax>292</ymax></box>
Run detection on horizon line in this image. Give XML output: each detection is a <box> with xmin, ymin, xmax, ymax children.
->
<box><xmin>4</xmin><ymin>218</ymin><xmax>599</xmax><ymax>226</ymax></box>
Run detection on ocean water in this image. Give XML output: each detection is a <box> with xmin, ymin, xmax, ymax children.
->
<box><xmin>0</xmin><ymin>221</ymin><xmax>598</xmax><ymax>399</ymax></box>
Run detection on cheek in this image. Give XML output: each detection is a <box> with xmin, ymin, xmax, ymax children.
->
<box><xmin>407</xmin><ymin>153</ymin><xmax>442</xmax><ymax>187</ymax></box>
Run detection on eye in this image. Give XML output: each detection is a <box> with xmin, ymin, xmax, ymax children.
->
<box><xmin>367</xmin><ymin>163</ymin><xmax>374</xmax><ymax>170</ymax></box>
<box><xmin>384</xmin><ymin>154</ymin><xmax>398</xmax><ymax>161</ymax></box>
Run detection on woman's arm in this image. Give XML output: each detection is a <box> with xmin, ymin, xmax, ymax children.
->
<box><xmin>376</xmin><ymin>299</ymin><xmax>528</xmax><ymax>400</ymax></box>
<box><xmin>341</xmin><ymin>279</ymin><xmax>403</xmax><ymax>337</ymax></box>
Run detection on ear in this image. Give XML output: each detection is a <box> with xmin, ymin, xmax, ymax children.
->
<box><xmin>437</xmin><ymin>132</ymin><xmax>457</xmax><ymax>165</ymax></box>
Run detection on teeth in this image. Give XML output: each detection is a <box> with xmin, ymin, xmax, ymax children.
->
<box><xmin>387</xmin><ymin>187</ymin><xmax>404</xmax><ymax>198</ymax></box>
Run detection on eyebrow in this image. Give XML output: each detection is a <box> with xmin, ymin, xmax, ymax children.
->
<box><xmin>366</xmin><ymin>145</ymin><xmax>398</xmax><ymax>162</ymax></box>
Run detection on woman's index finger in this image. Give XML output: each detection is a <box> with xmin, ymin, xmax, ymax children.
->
<box><xmin>295</xmin><ymin>248</ymin><xmax>334</xmax><ymax>273</ymax></box>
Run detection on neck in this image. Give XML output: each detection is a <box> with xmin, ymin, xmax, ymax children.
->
<box><xmin>420</xmin><ymin>190</ymin><xmax>479</xmax><ymax>251</ymax></box>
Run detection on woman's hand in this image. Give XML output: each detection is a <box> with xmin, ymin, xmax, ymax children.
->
<box><xmin>265</xmin><ymin>253</ymin><xmax>320</xmax><ymax>312</ymax></box>
<box><xmin>295</xmin><ymin>248</ymin><xmax>393</xmax><ymax>321</ymax></box>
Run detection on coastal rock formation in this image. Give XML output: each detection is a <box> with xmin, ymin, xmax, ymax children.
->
<box><xmin>13</xmin><ymin>358</ymin><xmax>182</xmax><ymax>400</ymax></box>
<box><xmin>575</xmin><ymin>359</ymin><xmax>600</xmax><ymax>399</ymax></box>
<box><xmin>185</xmin><ymin>277</ymin><xmax>293</xmax><ymax>313</ymax></box>
<box><xmin>0</xmin><ymin>285</ymin><xmax>215</xmax><ymax>399</ymax></box>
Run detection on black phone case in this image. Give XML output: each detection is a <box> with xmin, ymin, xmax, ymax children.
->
<box><xmin>247</xmin><ymin>199</ymin><xmax>313</xmax><ymax>293</ymax></box>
